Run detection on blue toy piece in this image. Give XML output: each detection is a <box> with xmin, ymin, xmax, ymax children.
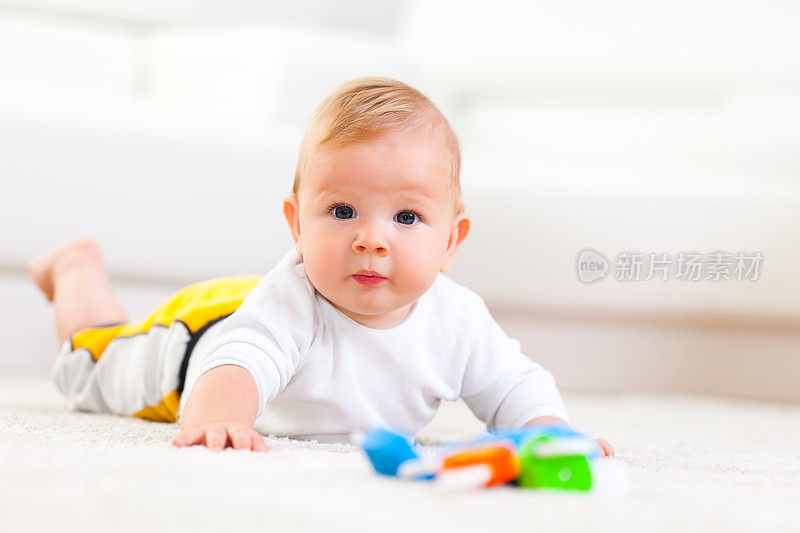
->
<box><xmin>359</xmin><ymin>427</ymin><xmax>420</xmax><ymax>476</ymax></box>
<box><xmin>441</xmin><ymin>424</ymin><xmax>600</xmax><ymax>459</ymax></box>
<box><xmin>493</xmin><ymin>425</ymin><xmax>595</xmax><ymax>450</ymax></box>
<box><xmin>494</xmin><ymin>425</ymin><xmax>601</xmax><ymax>460</ymax></box>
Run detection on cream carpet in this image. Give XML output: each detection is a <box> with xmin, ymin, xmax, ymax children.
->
<box><xmin>1</xmin><ymin>377</ymin><xmax>798</xmax><ymax>532</ymax></box>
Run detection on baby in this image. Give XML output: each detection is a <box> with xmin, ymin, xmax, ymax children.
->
<box><xmin>28</xmin><ymin>77</ymin><xmax>613</xmax><ymax>456</ymax></box>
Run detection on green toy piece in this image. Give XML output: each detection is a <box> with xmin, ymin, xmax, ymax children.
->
<box><xmin>517</xmin><ymin>435</ymin><xmax>593</xmax><ymax>490</ymax></box>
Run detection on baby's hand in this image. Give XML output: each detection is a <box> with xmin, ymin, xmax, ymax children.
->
<box><xmin>172</xmin><ymin>423</ymin><xmax>269</xmax><ymax>452</ymax></box>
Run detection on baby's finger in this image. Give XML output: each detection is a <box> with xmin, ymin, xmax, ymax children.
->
<box><xmin>597</xmin><ymin>439</ymin><xmax>615</xmax><ymax>457</ymax></box>
<box><xmin>229</xmin><ymin>427</ymin><xmax>252</xmax><ymax>450</ymax></box>
<box><xmin>596</xmin><ymin>439</ymin><xmax>607</xmax><ymax>456</ymax></box>
<box><xmin>205</xmin><ymin>426</ymin><xmax>228</xmax><ymax>451</ymax></box>
<box><xmin>172</xmin><ymin>429</ymin><xmax>203</xmax><ymax>447</ymax></box>
<box><xmin>251</xmin><ymin>432</ymin><xmax>269</xmax><ymax>452</ymax></box>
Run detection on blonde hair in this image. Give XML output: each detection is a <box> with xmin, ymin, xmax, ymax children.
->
<box><xmin>293</xmin><ymin>77</ymin><xmax>464</xmax><ymax>215</ymax></box>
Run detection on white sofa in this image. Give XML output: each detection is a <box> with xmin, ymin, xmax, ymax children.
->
<box><xmin>1</xmin><ymin>1</ymin><xmax>799</xmax><ymax>400</ymax></box>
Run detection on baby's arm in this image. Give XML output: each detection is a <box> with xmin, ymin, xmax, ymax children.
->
<box><xmin>171</xmin><ymin>255</ymin><xmax>316</xmax><ymax>452</ymax></box>
<box><xmin>172</xmin><ymin>365</ymin><xmax>268</xmax><ymax>452</ymax></box>
<box><xmin>458</xmin><ymin>296</ymin><xmax>615</xmax><ymax>457</ymax></box>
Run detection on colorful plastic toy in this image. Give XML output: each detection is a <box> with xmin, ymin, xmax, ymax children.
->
<box><xmin>356</xmin><ymin>424</ymin><xmax>614</xmax><ymax>492</ymax></box>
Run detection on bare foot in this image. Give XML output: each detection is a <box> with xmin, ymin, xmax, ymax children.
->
<box><xmin>26</xmin><ymin>239</ymin><xmax>103</xmax><ymax>302</ymax></box>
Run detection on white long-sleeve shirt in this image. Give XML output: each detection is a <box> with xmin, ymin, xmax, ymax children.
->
<box><xmin>179</xmin><ymin>248</ymin><xmax>570</xmax><ymax>442</ymax></box>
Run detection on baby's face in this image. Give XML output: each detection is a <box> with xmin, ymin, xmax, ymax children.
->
<box><xmin>284</xmin><ymin>130</ymin><xmax>469</xmax><ymax>329</ymax></box>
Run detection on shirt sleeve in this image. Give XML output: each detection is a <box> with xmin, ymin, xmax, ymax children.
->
<box><xmin>188</xmin><ymin>259</ymin><xmax>317</xmax><ymax>418</ymax></box>
<box><xmin>459</xmin><ymin>298</ymin><xmax>571</xmax><ymax>430</ymax></box>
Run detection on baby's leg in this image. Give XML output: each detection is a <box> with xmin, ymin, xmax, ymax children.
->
<box><xmin>26</xmin><ymin>238</ymin><xmax>127</xmax><ymax>344</ymax></box>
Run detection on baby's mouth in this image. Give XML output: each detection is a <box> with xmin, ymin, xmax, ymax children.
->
<box><xmin>352</xmin><ymin>270</ymin><xmax>387</xmax><ymax>286</ymax></box>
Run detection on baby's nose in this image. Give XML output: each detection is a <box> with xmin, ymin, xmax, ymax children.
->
<box><xmin>353</xmin><ymin>229</ymin><xmax>389</xmax><ymax>256</ymax></box>
<box><xmin>353</xmin><ymin>241</ymin><xmax>389</xmax><ymax>256</ymax></box>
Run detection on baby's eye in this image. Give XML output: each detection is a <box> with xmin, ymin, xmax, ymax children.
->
<box><xmin>395</xmin><ymin>211</ymin><xmax>419</xmax><ymax>225</ymax></box>
<box><xmin>332</xmin><ymin>205</ymin><xmax>355</xmax><ymax>219</ymax></box>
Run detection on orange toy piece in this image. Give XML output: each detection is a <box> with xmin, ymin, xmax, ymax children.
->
<box><xmin>441</xmin><ymin>443</ymin><xmax>521</xmax><ymax>487</ymax></box>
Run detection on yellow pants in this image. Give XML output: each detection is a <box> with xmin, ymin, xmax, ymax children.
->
<box><xmin>51</xmin><ymin>276</ymin><xmax>261</xmax><ymax>423</ymax></box>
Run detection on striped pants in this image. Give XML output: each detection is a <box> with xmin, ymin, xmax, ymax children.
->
<box><xmin>51</xmin><ymin>276</ymin><xmax>260</xmax><ymax>423</ymax></box>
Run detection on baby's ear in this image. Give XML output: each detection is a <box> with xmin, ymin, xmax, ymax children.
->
<box><xmin>283</xmin><ymin>194</ymin><xmax>302</xmax><ymax>255</ymax></box>
<box><xmin>440</xmin><ymin>214</ymin><xmax>471</xmax><ymax>273</ymax></box>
